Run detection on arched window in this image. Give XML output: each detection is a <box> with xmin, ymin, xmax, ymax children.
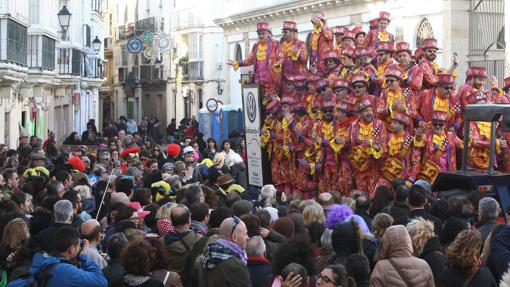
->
<box><xmin>234</xmin><ymin>43</ymin><xmax>242</xmax><ymax>61</ymax></box>
<box><xmin>416</xmin><ymin>18</ymin><xmax>434</xmax><ymax>48</ymax></box>
<box><xmin>497</xmin><ymin>27</ymin><xmax>505</xmax><ymax>49</ymax></box>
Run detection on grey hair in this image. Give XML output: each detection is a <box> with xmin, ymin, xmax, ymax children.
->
<box><xmin>321</xmin><ymin>229</ymin><xmax>333</xmax><ymax>250</ymax></box>
<box><xmin>478</xmin><ymin>197</ymin><xmax>499</xmax><ymax>220</ymax></box>
<box><xmin>53</xmin><ymin>199</ymin><xmax>74</xmax><ymax>223</ymax></box>
<box><xmin>246</xmin><ymin>236</ymin><xmax>266</xmax><ymax>257</ymax></box>
<box><xmin>124</xmin><ymin>166</ymin><xmax>141</xmax><ymax>177</ymax></box>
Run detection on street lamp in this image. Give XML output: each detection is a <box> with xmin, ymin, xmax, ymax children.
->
<box><xmin>57</xmin><ymin>5</ymin><xmax>71</xmax><ymax>40</ymax></box>
<box><xmin>92</xmin><ymin>36</ymin><xmax>102</xmax><ymax>53</ymax></box>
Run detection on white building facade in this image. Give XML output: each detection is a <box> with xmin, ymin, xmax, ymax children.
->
<box><xmin>216</xmin><ymin>0</ymin><xmax>507</xmax><ymax>104</ymax></box>
<box><xmin>0</xmin><ymin>0</ymin><xmax>105</xmax><ymax>147</ymax></box>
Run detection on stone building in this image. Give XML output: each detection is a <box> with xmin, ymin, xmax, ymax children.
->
<box><xmin>0</xmin><ymin>0</ymin><xmax>105</xmax><ymax>146</ymax></box>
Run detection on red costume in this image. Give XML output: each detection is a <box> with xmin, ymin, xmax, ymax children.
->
<box><xmin>417</xmin><ymin>73</ymin><xmax>461</xmax><ymax>131</ymax></box>
<box><xmin>395</xmin><ymin>42</ymin><xmax>423</xmax><ymax>92</ymax></box>
<box><xmin>234</xmin><ymin>22</ymin><xmax>281</xmax><ymax>91</ymax></box>
<box><xmin>418</xmin><ymin>38</ymin><xmax>439</xmax><ymax>89</ymax></box>
<box><xmin>376</xmin><ymin>64</ymin><xmax>419</xmax><ymax>129</ymax></box>
<box><xmin>412</xmin><ymin>111</ymin><xmax>463</xmax><ymax>183</ymax></box>
<box><xmin>307</xmin><ymin>11</ymin><xmax>334</xmax><ymax>75</ymax></box>
<box><xmin>363</xmin><ymin>11</ymin><xmax>395</xmax><ymax>49</ymax></box>
<box><xmin>349</xmin><ymin>98</ymin><xmax>387</xmax><ymax>198</ymax></box>
<box><xmin>277</xmin><ymin>21</ymin><xmax>309</xmax><ymax>82</ymax></box>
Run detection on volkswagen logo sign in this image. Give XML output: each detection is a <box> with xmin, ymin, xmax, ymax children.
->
<box><xmin>247</xmin><ymin>92</ymin><xmax>257</xmax><ymax>123</ymax></box>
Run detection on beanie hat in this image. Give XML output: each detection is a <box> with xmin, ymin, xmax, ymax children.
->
<box><xmin>166</xmin><ymin>144</ymin><xmax>181</xmax><ymax>157</ymax></box>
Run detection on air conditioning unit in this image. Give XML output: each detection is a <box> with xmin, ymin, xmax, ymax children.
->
<box><xmin>216</xmin><ymin>63</ymin><xmax>223</xmax><ymax>70</ymax></box>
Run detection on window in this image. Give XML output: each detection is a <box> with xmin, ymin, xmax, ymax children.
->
<box><xmin>29</xmin><ymin>0</ymin><xmax>40</xmax><ymax>24</ymax></box>
<box><xmin>234</xmin><ymin>43</ymin><xmax>242</xmax><ymax>61</ymax></box>
<box><xmin>84</xmin><ymin>25</ymin><xmax>91</xmax><ymax>47</ymax></box>
<box><xmin>42</xmin><ymin>36</ymin><xmax>55</xmax><ymax>70</ymax></box>
<box><xmin>6</xmin><ymin>20</ymin><xmax>28</xmax><ymax>66</ymax></box>
<box><xmin>188</xmin><ymin>33</ymin><xmax>203</xmax><ymax>60</ymax></box>
<box><xmin>92</xmin><ymin>0</ymin><xmax>102</xmax><ymax>12</ymax></box>
<box><xmin>416</xmin><ymin>18</ymin><xmax>434</xmax><ymax>48</ymax></box>
<box><xmin>72</xmin><ymin>49</ymin><xmax>82</xmax><ymax>75</ymax></box>
<box><xmin>28</xmin><ymin>35</ymin><xmax>38</xmax><ymax>68</ymax></box>
<box><xmin>189</xmin><ymin>62</ymin><xmax>203</xmax><ymax>79</ymax></box>
<box><xmin>198</xmin><ymin>89</ymin><xmax>203</xmax><ymax>109</ymax></box>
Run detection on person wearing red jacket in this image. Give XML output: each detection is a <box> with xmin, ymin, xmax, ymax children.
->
<box><xmin>363</xmin><ymin>11</ymin><xmax>395</xmax><ymax>49</ymax></box>
<box><xmin>347</xmin><ymin>72</ymin><xmax>378</xmax><ymax>109</ymax></box>
<box><xmin>354</xmin><ymin>47</ymin><xmax>377</xmax><ymax>80</ymax></box>
<box><xmin>227</xmin><ymin>22</ymin><xmax>281</xmax><ymax>91</ymax></box>
<box><xmin>307</xmin><ymin>11</ymin><xmax>334</xmax><ymax>75</ymax></box>
<box><xmin>377</xmin><ymin>112</ymin><xmax>415</xmax><ymax>187</ymax></box>
<box><xmin>275</xmin><ymin>21</ymin><xmax>309</xmax><ymax>82</ymax></box>
<box><xmin>372</xmin><ymin>41</ymin><xmax>396</xmax><ymax>97</ymax></box>
<box><xmin>417</xmin><ymin>73</ymin><xmax>461</xmax><ymax>131</ymax></box>
<box><xmin>412</xmin><ymin>111</ymin><xmax>463</xmax><ymax>183</ymax></box>
<box><xmin>419</xmin><ymin>38</ymin><xmax>440</xmax><ymax>89</ymax></box>
<box><xmin>395</xmin><ymin>41</ymin><xmax>423</xmax><ymax>92</ymax></box>
<box><xmin>376</xmin><ymin>64</ymin><xmax>419</xmax><ymax>130</ymax></box>
<box><xmin>349</xmin><ymin>98</ymin><xmax>387</xmax><ymax>198</ymax></box>
<box><xmin>330</xmin><ymin>100</ymin><xmax>356</xmax><ymax>195</ymax></box>
<box><xmin>352</xmin><ymin>26</ymin><xmax>366</xmax><ymax>48</ymax></box>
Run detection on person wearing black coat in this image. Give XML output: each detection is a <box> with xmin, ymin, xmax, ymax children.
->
<box><xmin>420</xmin><ymin>236</ymin><xmax>446</xmax><ymax>286</ymax></box>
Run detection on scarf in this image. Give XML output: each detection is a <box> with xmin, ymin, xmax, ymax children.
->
<box><xmin>190</xmin><ymin>220</ymin><xmax>208</xmax><ymax>236</ymax></box>
<box><xmin>202</xmin><ymin>239</ymin><xmax>247</xmax><ymax>270</ymax></box>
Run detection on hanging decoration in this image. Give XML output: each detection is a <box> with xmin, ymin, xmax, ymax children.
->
<box><xmin>127</xmin><ymin>37</ymin><xmax>144</xmax><ymax>54</ymax></box>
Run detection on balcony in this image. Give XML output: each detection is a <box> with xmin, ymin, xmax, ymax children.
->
<box><xmin>117</xmin><ymin>17</ymin><xmax>164</xmax><ymax>40</ymax></box>
<box><xmin>28</xmin><ymin>35</ymin><xmax>55</xmax><ymax>70</ymax></box>
<box><xmin>0</xmin><ymin>19</ymin><xmax>28</xmax><ymax>66</ymax></box>
<box><xmin>57</xmin><ymin>48</ymin><xmax>82</xmax><ymax>76</ymax></box>
<box><xmin>140</xmin><ymin>65</ymin><xmax>163</xmax><ymax>81</ymax></box>
<box><xmin>182</xmin><ymin>61</ymin><xmax>203</xmax><ymax>81</ymax></box>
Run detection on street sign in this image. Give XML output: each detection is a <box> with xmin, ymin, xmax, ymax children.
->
<box><xmin>206</xmin><ymin>98</ymin><xmax>218</xmax><ymax>113</ymax></box>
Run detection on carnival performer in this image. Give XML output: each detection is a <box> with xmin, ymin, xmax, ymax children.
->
<box><xmin>307</xmin><ymin>11</ymin><xmax>334</xmax><ymax>75</ymax></box>
<box><xmin>275</xmin><ymin>21</ymin><xmax>309</xmax><ymax>82</ymax></box>
<box><xmin>395</xmin><ymin>41</ymin><xmax>423</xmax><ymax>92</ymax></box>
<box><xmin>227</xmin><ymin>22</ymin><xmax>280</xmax><ymax>91</ymax></box>
<box><xmin>419</xmin><ymin>38</ymin><xmax>440</xmax><ymax>89</ymax></box>
<box><xmin>363</xmin><ymin>11</ymin><xmax>395</xmax><ymax>49</ymax></box>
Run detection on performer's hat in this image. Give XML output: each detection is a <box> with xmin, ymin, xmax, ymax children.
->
<box><xmin>378</xmin><ymin>11</ymin><xmax>391</xmax><ymax>22</ymax></box>
<box><xmin>421</xmin><ymin>38</ymin><xmax>438</xmax><ymax>50</ymax></box>
<box><xmin>377</xmin><ymin>41</ymin><xmax>395</xmax><ymax>53</ymax></box>
<box><xmin>395</xmin><ymin>42</ymin><xmax>412</xmax><ymax>55</ymax></box>
<box><xmin>257</xmin><ymin>22</ymin><xmax>270</xmax><ymax>32</ymax></box>
<box><xmin>282</xmin><ymin>21</ymin><xmax>298</xmax><ymax>32</ymax></box>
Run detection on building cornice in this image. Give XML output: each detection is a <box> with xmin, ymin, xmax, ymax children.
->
<box><xmin>214</xmin><ymin>0</ymin><xmax>362</xmax><ymax>27</ymax></box>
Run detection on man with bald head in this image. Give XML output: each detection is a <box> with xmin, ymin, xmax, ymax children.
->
<box><xmin>163</xmin><ymin>204</ymin><xmax>203</xmax><ymax>275</ymax></box>
<box><xmin>198</xmin><ymin>217</ymin><xmax>251</xmax><ymax>287</ymax></box>
<box><xmin>80</xmin><ymin>219</ymin><xmax>107</xmax><ymax>268</ymax></box>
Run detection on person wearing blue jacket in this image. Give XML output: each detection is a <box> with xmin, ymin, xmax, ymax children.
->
<box><xmin>28</xmin><ymin>226</ymin><xmax>107</xmax><ymax>287</ymax></box>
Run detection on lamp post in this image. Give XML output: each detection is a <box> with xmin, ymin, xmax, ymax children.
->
<box><xmin>92</xmin><ymin>36</ymin><xmax>102</xmax><ymax>53</ymax></box>
<box><xmin>57</xmin><ymin>5</ymin><xmax>71</xmax><ymax>40</ymax></box>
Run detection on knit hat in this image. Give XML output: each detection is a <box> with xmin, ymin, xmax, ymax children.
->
<box><xmin>166</xmin><ymin>144</ymin><xmax>181</xmax><ymax>157</ymax></box>
<box><xmin>331</xmin><ymin>220</ymin><xmax>359</xmax><ymax>256</ymax></box>
<box><xmin>227</xmin><ymin>184</ymin><xmax>246</xmax><ymax>194</ymax></box>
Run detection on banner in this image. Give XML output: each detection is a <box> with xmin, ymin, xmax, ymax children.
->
<box><xmin>242</xmin><ymin>84</ymin><xmax>265</xmax><ymax>187</ymax></box>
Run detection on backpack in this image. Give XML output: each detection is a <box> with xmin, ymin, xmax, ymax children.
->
<box><xmin>6</xmin><ymin>263</ymin><xmax>58</xmax><ymax>287</ymax></box>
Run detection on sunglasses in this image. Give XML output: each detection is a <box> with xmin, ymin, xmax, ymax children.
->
<box><xmin>326</xmin><ymin>59</ymin><xmax>337</xmax><ymax>63</ymax></box>
<box><xmin>231</xmin><ymin>216</ymin><xmax>240</xmax><ymax>237</ymax></box>
<box><xmin>334</xmin><ymin>88</ymin><xmax>347</xmax><ymax>93</ymax></box>
<box><xmin>352</xmin><ymin>84</ymin><xmax>366</xmax><ymax>89</ymax></box>
<box><xmin>385</xmin><ymin>79</ymin><xmax>396</xmax><ymax>84</ymax></box>
<box><xmin>323</xmin><ymin>109</ymin><xmax>334</xmax><ymax>114</ymax></box>
<box><xmin>441</xmin><ymin>86</ymin><xmax>454</xmax><ymax>91</ymax></box>
<box><xmin>433</xmin><ymin>122</ymin><xmax>445</xmax><ymax>127</ymax></box>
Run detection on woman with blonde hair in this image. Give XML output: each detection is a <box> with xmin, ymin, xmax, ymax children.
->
<box><xmin>438</xmin><ymin>229</ymin><xmax>496</xmax><ymax>287</ymax></box>
<box><xmin>155</xmin><ymin>202</ymin><xmax>177</xmax><ymax>237</ymax></box>
<box><xmin>303</xmin><ymin>203</ymin><xmax>325</xmax><ymax>226</ymax></box>
<box><xmin>407</xmin><ymin>217</ymin><xmax>445</xmax><ymax>285</ymax></box>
